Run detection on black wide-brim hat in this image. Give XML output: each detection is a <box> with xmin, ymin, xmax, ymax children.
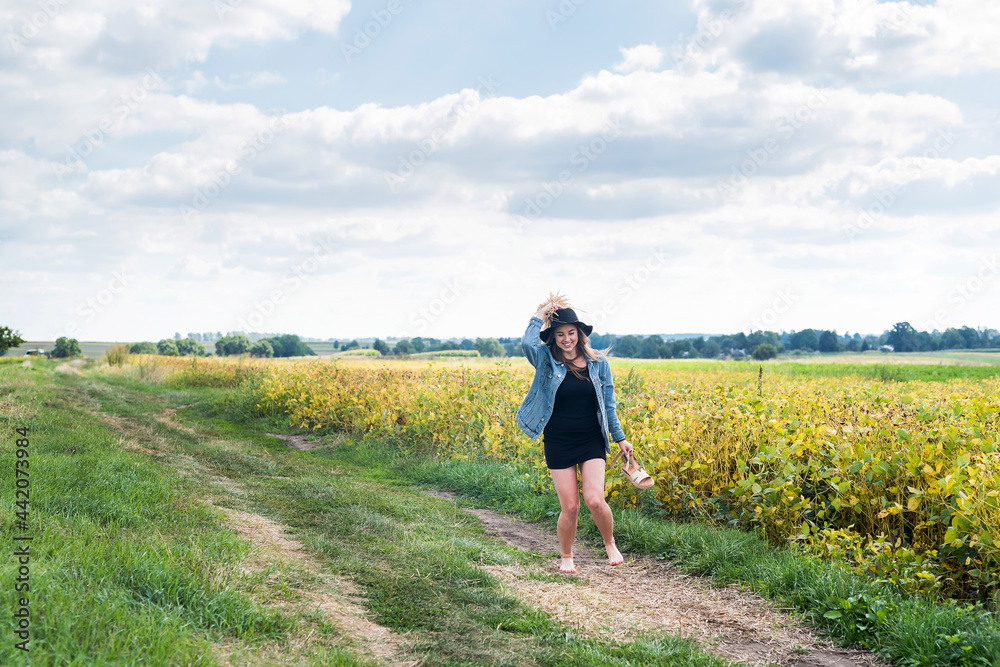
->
<box><xmin>539</xmin><ymin>308</ymin><xmax>594</xmax><ymax>343</ymax></box>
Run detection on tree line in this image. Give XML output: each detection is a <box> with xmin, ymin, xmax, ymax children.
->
<box><xmin>370</xmin><ymin>323</ymin><xmax>1000</xmax><ymax>360</ymax></box>
<box><xmin>126</xmin><ymin>333</ymin><xmax>317</xmax><ymax>358</ymax></box>
<box><xmin>3</xmin><ymin>322</ymin><xmax>997</xmax><ymax>360</ymax></box>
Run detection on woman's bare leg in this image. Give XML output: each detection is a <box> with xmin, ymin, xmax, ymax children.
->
<box><xmin>580</xmin><ymin>458</ymin><xmax>623</xmax><ymax>565</ymax></box>
<box><xmin>549</xmin><ymin>466</ymin><xmax>582</xmax><ymax>573</ymax></box>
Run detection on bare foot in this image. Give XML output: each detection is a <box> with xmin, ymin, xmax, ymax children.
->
<box><xmin>559</xmin><ymin>556</ymin><xmax>576</xmax><ymax>574</ymax></box>
<box><xmin>605</xmin><ymin>542</ymin><xmax>624</xmax><ymax>566</ymax></box>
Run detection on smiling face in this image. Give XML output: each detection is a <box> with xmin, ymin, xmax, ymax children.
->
<box><xmin>552</xmin><ymin>324</ymin><xmax>578</xmax><ymax>356</ymax></box>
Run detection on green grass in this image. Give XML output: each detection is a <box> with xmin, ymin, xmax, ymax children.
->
<box><xmin>22</xmin><ymin>357</ymin><xmax>1000</xmax><ymax>666</ymax></box>
<box><xmin>386</xmin><ymin>450</ymin><xmax>1000</xmax><ymax>667</ymax></box>
<box><xmin>0</xmin><ymin>364</ymin><xmax>373</xmax><ymax>666</ymax></box>
<box><xmin>0</xmin><ymin>363</ymin><xmax>738</xmax><ymax>666</ymax></box>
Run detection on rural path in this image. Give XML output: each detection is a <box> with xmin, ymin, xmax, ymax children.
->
<box><xmin>102</xmin><ymin>394</ymin><xmax>887</xmax><ymax>667</ymax></box>
<box><xmin>424</xmin><ymin>488</ymin><xmax>885</xmax><ymax>667</ymax></box>
<box><xmin>90</xmin><ymin>400</ymin><xmax>417</xmax><ymax>666</ymax></box>
<box><xmin>54</xmin><ymin>358</ymin><xmax>86</xmax><ymax>374</ymax></box>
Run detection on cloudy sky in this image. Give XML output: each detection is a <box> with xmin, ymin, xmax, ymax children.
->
<box><xmin>2</xmin><ymin>0</ymin><xmax>999</xmax><ymax>343</ymax></box>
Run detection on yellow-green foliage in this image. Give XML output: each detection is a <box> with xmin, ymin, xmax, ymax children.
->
<box><xmin>104</xmin><ymin>343</ymin><xmax>130</xmax><ymax>367</ymax></box>
<box><xmin>163</xmin><ymin>356</ymin><xmax>1000</xmax><ymax>601</ymax></box>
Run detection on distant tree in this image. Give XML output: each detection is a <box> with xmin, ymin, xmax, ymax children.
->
<box><xmin>215</xmin><ymin>334</ymin><xmax>251</xmax><ymax>356</ymax></box>
<box><xmin>503</xmin><ymin>340</ymin><xmax>525</xmax><ymax>357</ymax></box>
<box><xmin>52</xmin><ymin>337</ymin><xmax>82</xmax><ymax>358</ymax></box>
<box><xmin>818</xmin><ymin>330</ymin><xmax>841</xmax><ymax>353</ymax></box>
<box><xmin>129</xmin><ymin>341</ymin><xmax>158</xmax><ymax>354</ymax></box>
<box><xmin>589</xmin><ymin>333</ymin><xmax>613</xmax><ymax>350</ymax></box>
<box><xmin>845</xmin><ymin>338</ymin><xmax>862</xmax><ymax>352</ymax></box>
<box><xmin>752</xmin><ymin>343</ymin><xmax>778</xmax><ymax>360</ymax></box>
<box><xmin>341</xmin><ymin>339</ymin><xmax>360</xmax><ymax>351</ymax></box>
<box><xmin>474</xmin><ymin>337</ymin><xmax>505</xmax><ymax>357</ymax></box>
<box><xmin>789</xmin><ymin>329</ymin><xmax>819</xmax><ymax>351</ymax></box>
<box><xmin>176</xmin><ymin>338</ymin><xmax>206</xmax><ymax>356</ymax></box>
<box><xmin>372</xmin><ymin>339</ymin><xmax>390</xmax><ymax>356</ymax></box>
<box><xmin>916</xmin><ymin>331</ymin><xmax>938</xmax><ymax>351</ymax></box>
<box><xmin>157</xmin><ymin>339</ymin><xmax>179</xmax><ymax>356</ymax></box>
<box><xmin>714</xmin><ymin>335</ymin><xmax>737</xmax><ymax>351</ymax></box>
<box><xmin>173</xmin><ymin>332</ymin><xmax>182</xmax><ymax>340</ymax></box>
<box><xmin>959</xmin><ymin>326</ymin><xmax>981</xmax><ymax>349</ymax></box>
<box><xmin>886</xmin><ymin>322</ymin><xmax>918</xmax><ymax>353</ymax></box>
<box><xmin>747</xmin><ymin>331</ymin><xmax>781</xmax><ymax>354</ymax></box>
<box><xmin>0</xmin><ymin>326</ymin><xmax>25</xmax><ymax>355</ymax></box>
<box><xmin>265</xmin><ymin>334</ymin><xmax>315</xmax><ymax>357</ymax></box>
<box><xmin>438</xmin><ymin>341</ymin><xmax>460</xmax><ymax>351</ymax></box>
<box><xmin>941</xmin><ymin>328</ymin><xmax>965</xmax><ymax>349</ymax></box>
<box><xmin>250</xmin><ymin>340</ymin><xmax>274</xmax><ymax>358</ymax></box>
<box><xmin>411</xmin><ymin>337</ymin><xmax>426</xmax><ymax>353</ymax></box>
<box><xmin>459</xmin><ymin>339</ymin><xmax>474</xmax><ymax>351</ymax></box>
<box><xmin>701</xmin><ymin>340</ymin><xmax>722</xmax><ymax>359</ymax></box>
<box><xmin>639</xmin><ymin>335</ymin><xmax>665</xmax><ymax>359</ymax></box>
<box><xmin>613</xmin><ymin>335</ymin><xmax>641</xmax><ymax>358</ymax></box>
<box><xmin>668</xmin><ymin>338</ymin><xmax>695</xmax><ymax>359</ymax></box>
<box><xmin>394</xmin><ymin>339</ymin><xmax>415</xmax><ymax>355</ymax></box>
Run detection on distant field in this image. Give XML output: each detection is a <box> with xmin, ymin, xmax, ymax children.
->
<box><xmin>3</xmin><ymin>340</ymin><xmax>121</xmax><ymax>357</ymax></box>
<box><xmin>780</xmin><ymin>349</ymin><xmax>1000</xmax><ymax>365</ymax></box>
<box><xmin>615</xmin><ymin>357</ymin><xmax>1000</xmax><ymax>381</ymax></box>
<box><xmin>2</xmin><ymin>340</ymin><xmax>344</xmax><ymax>357</ymax></box>
<box><xmin>6</xmin><ymin>341</ymin><xmax>999</xmax><ymax>375</ymax></box>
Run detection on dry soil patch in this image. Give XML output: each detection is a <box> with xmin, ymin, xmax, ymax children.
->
<box><xmin>212</xmin><ymin>503</ymin><xmax>414</xmax><ymax>666</ymax></box>
<box><xmin>426</xmin><ymin>490</ymin><xmax>884</xmax><ymax>667</ymax></box>
<box><xmin>55</xmin><ymin>359</ymin><xmax>86</xmax><ymax>375</ymax></box>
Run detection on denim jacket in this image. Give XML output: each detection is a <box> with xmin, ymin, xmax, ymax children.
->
<box><xmin>515</xmin><ymin>316</ymin><xmax>626</xmax><ymax>452</ymax></box>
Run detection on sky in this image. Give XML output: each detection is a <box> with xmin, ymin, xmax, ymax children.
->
<box><xmin>2</xmin><ymin>0</ymin><xmax>999</xmax><ymax>343</ymax></box>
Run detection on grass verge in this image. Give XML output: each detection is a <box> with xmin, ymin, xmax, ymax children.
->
<box><xmin>0</xmin><ymin>363</ymin><xmax>738</xmax><ymax>666</ymax></box>
<box><xmin>389</xmin><ymin>448</ymin><xmax>1000</xmax><ymax>667</ymax></box>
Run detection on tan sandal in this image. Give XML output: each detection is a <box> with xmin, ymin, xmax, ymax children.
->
<box><xmin>611</xmin><ymin>450</ymin><xmax>654</xmax><ymax>490</ymax></box>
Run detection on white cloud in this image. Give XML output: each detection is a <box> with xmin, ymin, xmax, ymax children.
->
<box><xmin>688</xmin><ymin>0</ymin><xmax>1000</xmax><ymax>81</ymax></box>
<box><xmin>613</xmin><ymin>43</ymin><xmax>664</xmax><ymax>73</ymax></box>
<box><xmin>2</xmin><ymin>1</ymin><xmax>999</xmax><ymax>340</ymax></box>
<box><xmin>6</xmin><ymin>0</ymin><xmax>351</xmax><ymax>68</ymax></box>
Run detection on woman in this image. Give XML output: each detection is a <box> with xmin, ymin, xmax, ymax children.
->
<box><xmin>516</xmin><ymin>298</ymin><xmax>634</xmax><ymax>574</ymax></box>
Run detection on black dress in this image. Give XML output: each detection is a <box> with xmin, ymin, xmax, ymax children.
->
<box><xmin>542</xmin><ymin>366</ymin><xmax>607</xmax><ymax>469</ymax></box>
